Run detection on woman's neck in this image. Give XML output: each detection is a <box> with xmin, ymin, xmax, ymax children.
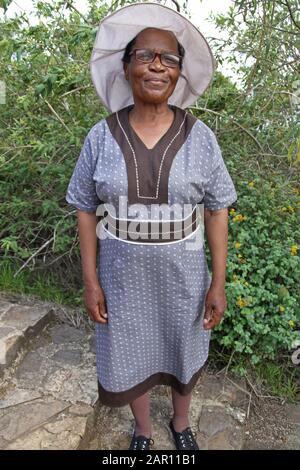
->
<box><xmin>128</xmin><ymin>102</ymin><xmax>173</xmax><ymax>126</ymax></box>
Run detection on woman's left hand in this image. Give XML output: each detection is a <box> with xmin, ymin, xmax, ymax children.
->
<box><xmin>203</xmin><ymin>285</ymin><xmax>227</xmax><ymax>330</ymax></box>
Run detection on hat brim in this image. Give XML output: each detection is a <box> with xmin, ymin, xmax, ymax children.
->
<box><xmin>90</xmin><ymin>2</ymin><xmax>216</xmax><ymax>112</ymax></box>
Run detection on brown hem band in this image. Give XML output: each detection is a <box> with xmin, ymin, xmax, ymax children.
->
<box><xmin>97</xmin><ymin>364</ymin><xmax>206</xmax><ymax>408</ymax></box>
<box><xmin>101</xmin><ymin>203</ymin><xmax>202</xmax><ymax>243</ymax></box>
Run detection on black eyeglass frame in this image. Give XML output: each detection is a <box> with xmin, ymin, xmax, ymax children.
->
<box><xmin>128</xmin><ymin>48</ymin><xmax>183</xmax><ymax>68</ymax></box>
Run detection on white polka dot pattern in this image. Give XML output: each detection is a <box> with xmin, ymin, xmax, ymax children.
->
<box><xmin>65</xmin><ymin>115</ymin><xmax>237</xmax><ymax>394</ymax></box>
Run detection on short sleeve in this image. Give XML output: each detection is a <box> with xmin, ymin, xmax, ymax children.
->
<box><xmin>65</xmin><ymin>130</ymin><xmax>101</xmax><ymax>213</ymax></box>
<box><xmin>203</xmin><ymin>130</ymin><xmax>237</xmax><ymax>211</ymax></box>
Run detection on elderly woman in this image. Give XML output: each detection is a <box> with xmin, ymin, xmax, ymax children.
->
<box><xmin>66</xmin><ymin>3</ymin><xmax>237</xmax><ymax>451</ymax></box>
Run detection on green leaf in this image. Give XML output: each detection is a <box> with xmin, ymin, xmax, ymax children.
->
<box><xmin>0</xmin><ymin>0</ymin><xmax>12</xmax><ymax>13</ymax></box>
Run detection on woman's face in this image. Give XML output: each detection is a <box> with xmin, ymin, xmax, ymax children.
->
<box><xmin>123</xmin><ymin>28</ymin><xmax>181</xmax><ymax>105</ymax></box>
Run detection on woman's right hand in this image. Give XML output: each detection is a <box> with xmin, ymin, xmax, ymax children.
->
<box><xmin>83</xmin><ymin>282</ymin><xmax>108</xmax><ymax>324</ymax></box>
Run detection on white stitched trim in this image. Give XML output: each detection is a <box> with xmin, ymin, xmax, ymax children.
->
<box><xmin>116</xmin><ymin>110</ymin><xmax>187</xmax><ymax>199</ymax></box>
<box><xmin>100</xmin><ymin>220</ymin><xmax>202</xmax><ymax>245</ymax></box>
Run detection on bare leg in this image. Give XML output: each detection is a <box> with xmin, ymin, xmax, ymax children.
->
<box><xmin>171</xmin><ymin>388</ymin><xmax>192</xmax><ymax>432</ymax></box>
<box><xmin>129</xmin><ymin>391</ymin><xmax>152</xmax><ymax>438</ymax></box>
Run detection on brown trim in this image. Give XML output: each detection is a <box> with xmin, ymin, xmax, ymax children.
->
<box><xmin>105</xmin><ymin>105</ymin><xmax>197</xmax><ymax>205</ymax></box>
<box><xmin>97</xmin><ymin>364</ymin><xmax>206</xmax><ymax>408</ymax></box>
<box><xmin>101</xmin><ymin>203</ymin><xmax>202</xmax><ymax>243</ymax></box>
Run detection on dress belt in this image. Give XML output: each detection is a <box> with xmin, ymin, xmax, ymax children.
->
<box><xmin>99</xmin><ymin>204</ymin><xmax>202</xmax><ymax>244</ymax></box>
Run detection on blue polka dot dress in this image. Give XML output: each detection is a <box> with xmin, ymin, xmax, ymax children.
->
<box><xmin>65</xmin><ymin>105</ymin><xmax>237</xmax><ymax>407</ymax></box>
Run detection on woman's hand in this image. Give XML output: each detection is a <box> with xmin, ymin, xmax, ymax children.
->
<box><xmin>203</xmin><ymin>285</ymin><xmax>227</xmax><ymax>330</ymax></box>
<box><xmin>84</xmin><ymin>282</ymin><xmax>108</xmax><ymax>324</ymax></box>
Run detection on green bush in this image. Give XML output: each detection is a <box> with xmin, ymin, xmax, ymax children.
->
<box><xmin>208</xmin><ymin>177</ymin><xmax>300</xmax><ymax>372</ymax></box>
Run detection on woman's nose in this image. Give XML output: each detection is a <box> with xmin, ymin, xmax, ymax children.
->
<box><xmin>149</xmin><ymin>54</ymin><xmax>166</xmax><ymax>70</ymax></box>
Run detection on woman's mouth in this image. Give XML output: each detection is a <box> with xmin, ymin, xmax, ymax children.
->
<box><xmin>145</xmin><ymin>79</ymin><xmax>167</xmax><ymax>86</ymax></box>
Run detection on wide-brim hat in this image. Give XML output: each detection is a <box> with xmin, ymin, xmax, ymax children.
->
<box><xmin>90</xmin><ymin>2</ymin><xmax>216</xmax><ymax>113</ymax></box>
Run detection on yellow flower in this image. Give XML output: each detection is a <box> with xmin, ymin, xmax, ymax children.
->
<box><xmin>248</xmin><ymin>181</ymin><xmax>254</xmax><ymax>187</ymax></box>
<box><xmin>281</xmin><ymin>206</ymin><xmax>295</xmax><ymax>213</ymax></box>
<box><xmin>291</xmin><ymin>245</ymin><xmax>298</xmax><ymax>256</ymax></box>
<box><xmin>236</xmin><ymin>296</ymin><xmax>248</xmax><ymax>308</ymax></box>
<box><xmin>279</xmin><ymin>305</ymin><xmax>285</xmax><ymax>313</ymax></box>
<box><xmin>235</xmin><ymin>242</ymin><xmax>242</xmax><ymax>249</ymax></box>
<box><xmin>288</xmin><ymin>320</ymin><xmax>295</xmax><ymax>328</ymax></box>
<box><xmin>245</xmin><ymin>282</ymin><xmax>249</xmax><ymax>286</ymax></box>
<box><xmin>229</xmin><ymin>208</ymin><xmax>236</xmax><ymax>215</ymax></box>
<box><xmin>233</xmin><ymin>214</ymin><xmax>247</xmax><ymax>222</ymax></box>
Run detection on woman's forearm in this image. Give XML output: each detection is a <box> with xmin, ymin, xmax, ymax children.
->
<box><xmin>204</xmin><ymin>208</ymin><xmax>228</xmax><ymax>289</ymax></box>
<box><xmin>77</xmin><ymin>210</ymin><xmax>99</xmax><ymax>287</ymax></box>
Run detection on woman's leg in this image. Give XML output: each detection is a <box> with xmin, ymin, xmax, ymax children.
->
<box><xmin>129</xmin><ymin>391</ymin><xmax>152</xmax><ymax>438</ymax></box>
<box><xmin>171</xmin><ymin>388</ymin><xmax>193</xmax><ymax>432</ymax></box>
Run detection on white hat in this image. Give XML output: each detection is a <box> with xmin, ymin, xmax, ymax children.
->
<box><xmin>90</xmin><ymin>2</ymin><xmax>216</xmax><ymax>113</ymax></box>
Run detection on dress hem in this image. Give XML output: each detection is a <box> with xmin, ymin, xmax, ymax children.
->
<box><xmin>97</xmin><ymin>362</ymin><xmax>207</xmax><ymax>408</ymax></box>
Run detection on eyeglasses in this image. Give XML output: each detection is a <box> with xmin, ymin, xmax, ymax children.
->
<box><xmin>128</xmin><ymin>48</ymin><xmax>182</xmax><ymax>68</ymax></box>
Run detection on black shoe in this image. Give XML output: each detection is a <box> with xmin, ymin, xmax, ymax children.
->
<box><xmin>128</xmin><ymin>432</ymin><xmax>154</xmax><ymax>450</ymax></box>
<box><xmin>169</xmin><ymin>420</ymin><xmax>199</xmax><ymax>450</ymax></box>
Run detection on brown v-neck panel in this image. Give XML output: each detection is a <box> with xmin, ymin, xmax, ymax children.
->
<box><xmin>106</xmin><ymin>104</ymin><xmax>197</xmax><ymax>205</ymax></box>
